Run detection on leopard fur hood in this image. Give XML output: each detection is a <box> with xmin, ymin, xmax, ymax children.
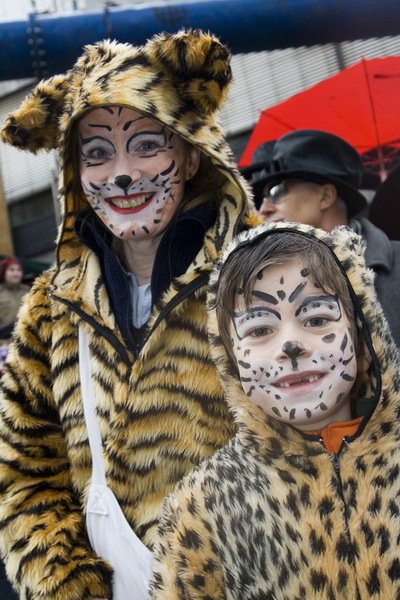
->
<box><xmin>1</xmin><ymin>29</ymin><xmax>254</xmax><ymax>274</ymax></box>
<box><xmin>207</xmin><ymin>220</ymin><xmax>400</xmax><ymax>448</ymax></box>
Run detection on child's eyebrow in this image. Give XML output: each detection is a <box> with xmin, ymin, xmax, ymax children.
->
<box><xmin>234</xmin><ymin>305</ymin><xmax>281</xmax><ymax>321</ymax></box>
<box><xmin>251</xmin><ymin>290</ymin><xmax>278</xmax><ymax>305</ymax></box>
<box><xmin>294</xmin><ymin>294</ymin><xmax>340</xmax><ymax>317</ymax></box>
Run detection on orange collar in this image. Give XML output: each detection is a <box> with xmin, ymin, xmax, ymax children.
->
<box><xmin>305</xmin><ymin>416</ymin><xmax>363</xmax><ymax>453</ymax></box>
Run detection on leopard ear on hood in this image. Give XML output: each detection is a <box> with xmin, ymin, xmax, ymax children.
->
<box><xmin>0</xmin><ymin>74</ymin><xmax>70</xmax><ymax>152</ymax></box>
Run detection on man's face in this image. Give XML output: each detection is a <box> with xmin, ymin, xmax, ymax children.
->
<box><xmin>231</xmin><ymin>261</ymin><xmax>365</xmax><ymax>431</ymax></box>
<box><xmin>258</xmin><ymin>180</ymin><xmax>325</xmax><ymax>226</ymax></box>
<box><xmin>79</xmin><ymin>106</ymin><xmax>200</xmax><ymax>242</ymax></box>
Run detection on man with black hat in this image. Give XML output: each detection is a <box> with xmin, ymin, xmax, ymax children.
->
<box><xmin>250</xmin><ymin>129</ymin><xmax>400</xmax><ymax>349</ymax></box>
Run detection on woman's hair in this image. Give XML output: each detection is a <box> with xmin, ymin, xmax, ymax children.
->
<box><xmin>0</xmin><ymin>257</ymin><xmax>23</xmax><ymax>283</ymax></box>
<box><xmin>215</xmin><ymin>231</ymin><xmax>358</xmax><ymax>368</ymax></box>
<box><xmin>179</xmin><ymin>151</ymin><xmax>226</xmax><ymax>214</ymax></box>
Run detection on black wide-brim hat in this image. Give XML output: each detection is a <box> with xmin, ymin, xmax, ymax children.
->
<box><xmin>252</xmin><ymin>130</ymin><xmax>367</xmax><ymax>218</ymax></box>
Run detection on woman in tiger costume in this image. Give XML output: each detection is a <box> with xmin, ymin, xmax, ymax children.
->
<box><xmin>0</xmin><ymin>29</ymin><xmax>257</xmax><ymax>600</ymax></box>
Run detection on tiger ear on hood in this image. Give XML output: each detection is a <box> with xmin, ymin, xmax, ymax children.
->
<box><xmin>0</xmin><ymin>73</ymin><xmax>70</xmax><ymax>153</ymax></box>
<box><xmin>145</xmin><ymin>28</ymin><xmax>233</xmax><ymax>117</ymax></box>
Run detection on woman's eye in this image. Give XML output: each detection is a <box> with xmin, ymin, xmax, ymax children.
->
<box><xmin>138</xmin><ymin>140</ymin><xmax>157</xmax><ymax>152</ymax></box>
<box><xmin>305</xmin><ymin>317</ymin><xmax>328</xmax><ymax>327</ymax></box>
<box><xmin>93</xmin><ymin>148</ymin><xmax>109</xmax><ymax>159</ymax></box>
<box><xmin>83</xmin><ymin>147</ymin><xmax>110</xmax><ymax>161</ymax></box>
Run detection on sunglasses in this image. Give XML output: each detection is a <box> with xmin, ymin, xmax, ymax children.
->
<box><xmin>264</xmin><ymin>179</ymin><xmax>305</xmax><ymax>203</ymax></box>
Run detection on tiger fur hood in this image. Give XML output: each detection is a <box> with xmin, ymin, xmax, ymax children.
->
<box><xmin>1</xmin><ymin>29</ymin><xmax>254</xmax><ymax>272</ymax></box>
<box><xmin>0</xmin><ymin>30</ymin><xmax>258</xmax><ymax>600</ymax></box>
<box><xmin>149</xmin><ymin>222</ymin><xmax>400</xmax><ymax>600</ymax></box>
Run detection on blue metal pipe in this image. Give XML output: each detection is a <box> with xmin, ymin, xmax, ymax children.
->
<box><xmin>2</xmin><ymin>0</ymin><xmax>400</xmax><ymax>82</ymax></box>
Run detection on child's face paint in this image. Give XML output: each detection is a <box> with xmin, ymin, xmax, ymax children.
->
<box><xmin>78</xmin><ymin>106</ymin><xmax>200</xmax><ymax>242</ymax></box>
<box><xmin>232</xmin><ymin>261</ymin><xmax>362</xmax><ymax>431</ymax></box>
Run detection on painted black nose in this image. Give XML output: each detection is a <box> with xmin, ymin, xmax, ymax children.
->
<box><xmin>282</xmin><ymin>341</ymin><xmax>305</xmax><ymax>360</ymax></box>
<box><xmin>114</xmin><ymin>175</ymin><xmax>133</xmax><ymax>190</ymax></box>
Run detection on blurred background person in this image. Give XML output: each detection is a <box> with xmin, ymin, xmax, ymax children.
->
<box><xmin>0</xmin><ymin>257</ymin><xmax>30</xmax><ymax>336</ymax></box>
<box><xmin>0</xmin><ymin>257</ymin><xmax>30</xmax><ymax>375</ymax></box>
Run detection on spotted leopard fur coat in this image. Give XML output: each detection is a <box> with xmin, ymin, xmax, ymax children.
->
<box><xmin>0</xmin><ymin>31</ymin><xmax>257</xmax><ymax>600</ymax></box>
<box><xmin>150</xmin><ymin>222</ymin><xmax>400</xmax><ymax>600</ymax></box>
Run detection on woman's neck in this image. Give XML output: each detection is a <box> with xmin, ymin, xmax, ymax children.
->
<box><xmin>119</xmin><ymin>237</ymin><xmax>162</xmax><ymax>285</ymax></box>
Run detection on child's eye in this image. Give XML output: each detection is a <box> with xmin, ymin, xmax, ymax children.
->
<box><xmin>305</xmin><ymin>317</ymin><xmax>328</xmax><ymax>327</ymax></box>
<box><xmin>250</xmin><ymin>326</ymin><xmax>272</xmax><ymax>337</ymax></box>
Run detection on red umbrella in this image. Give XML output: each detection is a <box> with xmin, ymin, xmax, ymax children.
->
<box><xmin>239</xmin><ymin>56</ymin><xmax>400</xmax><ymax>180</ymax></box>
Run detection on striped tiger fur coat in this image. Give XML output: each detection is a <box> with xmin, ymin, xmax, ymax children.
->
<box><xmin>0</xmin><ymin>30</ymin><xmax>257</xmax><ymax>599</ymax></box>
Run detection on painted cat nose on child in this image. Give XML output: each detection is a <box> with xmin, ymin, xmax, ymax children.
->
<box><xmin>278</xmin><ymin>339</ymin><xmax>312</xmax><ymax>368</ymax></box>
<box><xmin>282</xmin><ymin>340</ymin><xmax>306</xmax><ymax>360</ymax></box>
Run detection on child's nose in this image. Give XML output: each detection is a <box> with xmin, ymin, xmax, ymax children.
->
<box><xmin>282</xmin><ymin>340</ymin><xmax>307</xmax><ymax>360</ymax></box>
<box><xmin>276</xmin><ymin>339</ymin><xmax>312</xmax><ymax>364</ymax></box>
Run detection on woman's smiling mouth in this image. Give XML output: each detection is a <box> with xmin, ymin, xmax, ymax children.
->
<box><xmin>106</xmin><ymin>193</ymin><xmax>154</xmax><ymax>213</ymax></box>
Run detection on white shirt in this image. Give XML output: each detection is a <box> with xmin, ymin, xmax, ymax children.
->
<box><xmin>126</xmin><ymin>272</ymin><xmax>152</xmax><ymax>328</ymax></box>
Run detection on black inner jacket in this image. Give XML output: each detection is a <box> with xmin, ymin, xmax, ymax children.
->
<box><xmin>75</xmin><ymin>201</ymin><xmax>218</xmax><ymax>352</ymax></box>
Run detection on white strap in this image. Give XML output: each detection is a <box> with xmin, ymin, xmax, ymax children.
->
<box><xmin>79</xmin><ymin>325</ymin><xmax>106</xmax><ymax>486</ymax></box>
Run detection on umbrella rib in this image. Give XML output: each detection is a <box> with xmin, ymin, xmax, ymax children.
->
<box><xmin>362</xmin><ymin>57</ymin><xmax>386</xmax><ymax>180</ymax></box>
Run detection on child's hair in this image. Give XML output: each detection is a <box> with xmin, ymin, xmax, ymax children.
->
<box><xmin>215</xmin><ymin>231</ymin><xmax>358</xmax><ymax>368</ymax></box>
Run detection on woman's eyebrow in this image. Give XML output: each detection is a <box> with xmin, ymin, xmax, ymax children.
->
<box><xmin>123</xmin><ymin>116</ymin><xmax>146</xmax><ymax>131</ymax></box>
<box><xmin>88</xmin><ymin>123</ymin><xmax>112</xmax><ymax>131</ymax></box>
<box><xmin>126</xmin><ymin>129</ymin><xmax>167</xmax><ymax>153</ymax></box>
<box><xmin>80</xmin><ymin>135</ymin><xmax>115</xmax><ymax>148</ymax></box>
<box><xmin>127</xmin><ymin>128</ymin><xmax>165</xmax><ymax>140</ymax></box>
<box><xmin>294</xmin><ymin>294</ymin><xmax>339</xmax><ymax>317</ymax></box>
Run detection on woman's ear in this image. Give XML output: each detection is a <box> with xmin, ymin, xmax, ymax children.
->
<box><xmin>186</xmin><ymin>146</ymin><xmax>201</xmax><ymax>181</ymax></box>
<box><xmin>356</xmin><ymin>339</ymin><xmax>372</xmax><ymax>373</ymax></box>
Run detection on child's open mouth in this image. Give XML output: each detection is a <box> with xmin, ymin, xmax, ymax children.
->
<box><xmin>273</xmin><ymin>372</ymin><xmax>325</xmax><ymax>389</ymax></box>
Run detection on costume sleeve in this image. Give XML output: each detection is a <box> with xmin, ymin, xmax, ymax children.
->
<box><xmin>150</xmin><ymin>488</ymin><xmax>226</xmax><ymax>600</ymax></box>
<box><xmin>0</xmin><ymin>281</ymin><xmax>113</xmax><ymax>600</ymax></box>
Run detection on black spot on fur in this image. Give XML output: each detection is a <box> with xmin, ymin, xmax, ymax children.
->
<box><xmin>365</xmin><ymin>564</ymin><xmax>380</xmax><ymax>594</ymax></box>
<box><xmin>310</xmin><ymin>569</ymin><xmax>327</xmax><ymax>592</ymax></box>
<box><xmin>181</xmin><ymin>527</ymin><xmax>203</xmax><ymax>550</ymax></box>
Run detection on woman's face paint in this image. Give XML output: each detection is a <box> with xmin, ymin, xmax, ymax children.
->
<box><xmin>231</xmin><ymin>261</ymin><xmax>364</xmax><ymax>431</ymax></box>
<box><xmin>78</xmin><ymin>106</ymin><xmax>200</xmax><ymax>242</ymax></box>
